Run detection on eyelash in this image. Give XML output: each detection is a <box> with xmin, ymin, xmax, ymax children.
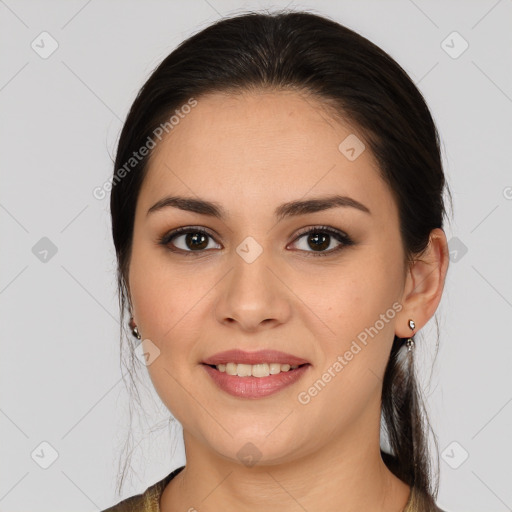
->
<box><xmin>157</xmin><ymin>225</ymin><xmax>354</xmax><ymax>258</ymax></box>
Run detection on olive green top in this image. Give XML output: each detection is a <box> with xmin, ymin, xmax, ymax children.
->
<box><xmin>102</xmin><ymin>466</ymin><xmax>446</xmax><ymax>512</ymax></box>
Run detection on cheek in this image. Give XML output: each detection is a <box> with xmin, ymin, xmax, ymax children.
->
<box><xmin>128</xmin><ymin>241</ymin><xmax>181</xmax><ymax>343</ymax></box>
<box><xmin>297</xmin><ymin>281</ymin><xmax>398</xmax><ymax>434</ymax></box>
<box><xmin>317</xmin><ymin>262</ymin><xmax>397</xmax><ymax>337</ymax></box>
<box><xmin>312</xmin><ymin>249</ymin><xmax>402</xmax><ymax>376</ymax></box>
<box><xmin>129</xmin><ymin>233</ymin><xmax>176</xmax><ymax>312</ymax></box>
<box><xmin>128</xmin><ymin>242</ymin><xmax>212</xmax><ymax>368</ymax></box>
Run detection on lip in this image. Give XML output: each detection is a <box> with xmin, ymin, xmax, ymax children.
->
<box><xmin>202</xmin><ymin>363</ymin><xmax>311</xmax><ymax>399</ymax></box>
<box><xmin>202</xmin><ymin>349</ymin><xmax>310</xmax><ymax>366</ymax></box>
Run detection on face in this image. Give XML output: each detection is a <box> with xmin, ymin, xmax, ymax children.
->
<box><xmin>128</xmin><ymin>89</ymin><xmax>408</xmax><ymax>466</ymax></box>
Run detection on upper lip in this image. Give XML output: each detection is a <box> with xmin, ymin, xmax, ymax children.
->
<box><xmin>202</xmin><ymin>349</ymin><xmax>310</xmax><ymax>366</ymax></box>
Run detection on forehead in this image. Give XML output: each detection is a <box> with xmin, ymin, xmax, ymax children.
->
<box><xmin>139</xmin><ymin>90</ymin><xmax>395</xmax><ymax>222</ymax></box>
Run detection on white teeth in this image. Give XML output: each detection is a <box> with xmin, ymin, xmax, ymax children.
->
<box><xmin>269</xmin><ymin>363</ymin><xmax>282</xmax><ymax>375</ymax></box>
<box><xmin>252</xmin><ymin>363</ymin><xmax>270</xmax><ymax>377</ymax></box>
<box><xmin>216</xmin><ymin>362</ymin><xmax>300</xmax><ymax>377</ymax></box>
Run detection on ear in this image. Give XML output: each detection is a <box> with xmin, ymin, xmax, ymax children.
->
<box><xmin>395</xmin><ymin>228</ymin><xmax>450</xmax><ymax>338</ymax></box>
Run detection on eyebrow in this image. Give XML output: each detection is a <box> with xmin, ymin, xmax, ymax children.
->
<box><xmin>146</xmin><ymin>194</ymin><xmax>371</xmax><ymax>221</ymax></box>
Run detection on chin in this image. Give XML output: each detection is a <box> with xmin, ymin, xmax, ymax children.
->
<box><xmin>213</xmin><ymin>431</ymin><xmax>307</xmax><ymax>468</ymax></box>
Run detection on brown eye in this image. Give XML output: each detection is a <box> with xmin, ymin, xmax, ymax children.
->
<box><xmin>159</xmin><ymin>227</ymin><xmax>220</xmax><ymax>254</ymax></box>
<box><xmin>289</xmin><ymin>226</ymin><xmax>354</xmax><ymax>257</ymax></box>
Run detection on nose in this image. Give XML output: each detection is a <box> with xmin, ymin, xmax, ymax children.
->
<box><xmin>214</xmin><ymin>248</ymin><xmax>292</xmax><ymax>332</ymax></box>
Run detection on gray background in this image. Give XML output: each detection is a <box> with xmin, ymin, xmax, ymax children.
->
<box><xmin>1</xmin><ymin>0</ymin><xmax>511</xmax><ymax>511</ymax></box>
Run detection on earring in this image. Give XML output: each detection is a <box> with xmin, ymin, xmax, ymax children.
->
<box><xmin>130</xmin><ymin>317</ymin><xmax>141</xmax><ymax>340</ymax></box>
<box><xmin>406</xmin><ymin>319</ymin><xmax>415</xmax><ymax>351</ymax></box>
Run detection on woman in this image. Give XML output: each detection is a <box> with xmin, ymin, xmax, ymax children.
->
<box><xmin>104</xmin><ymin>10</ymin><xmax>450</xmax><ymax>512</ymax></box>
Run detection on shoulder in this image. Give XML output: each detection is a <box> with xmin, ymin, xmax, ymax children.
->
<box><xmin>101</xmin><ymin>466</ymin><xmax>185</xmax><ymax>512</ymax></box>
<box><xmin>102</xmin><ymin>492</ymin><xmax>148</xmax><ymax>512</ymax></box>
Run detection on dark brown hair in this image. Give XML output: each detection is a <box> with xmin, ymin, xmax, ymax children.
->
<box><xmin>110</xmin><ymin>10</ymin><xmax>451</xmax><ymax>508</ymax></box>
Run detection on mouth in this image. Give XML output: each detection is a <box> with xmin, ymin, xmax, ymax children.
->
<box><xmin>200</xmin><ymin>349</ymin><xmax>311</xmax><ymax>398</ymax></box>
<box><xmin>201</xmin><ymin>362</ymin><xmax>312</xmax><ymax>399</ymax></box>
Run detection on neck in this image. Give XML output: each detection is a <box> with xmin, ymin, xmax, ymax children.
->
<box><xmin>160</xmin><ymin>426</ymin><xmax>411</xmax><ymax>512</ymax></box>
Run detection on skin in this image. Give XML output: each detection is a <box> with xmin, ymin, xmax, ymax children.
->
<box><xmin>127</xmin><ymin>89</ymin><xmax>449</xmax><ymax>512</ymax></box>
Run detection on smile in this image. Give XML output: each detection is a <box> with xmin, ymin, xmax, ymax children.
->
<box><xmin>202</xmin><ymin>362</ymin><xmax>311</xmax><ymax>399</ymax></box>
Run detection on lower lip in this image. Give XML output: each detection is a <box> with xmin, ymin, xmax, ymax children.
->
<box><xmin>202</xmin><ymin>364</ymin><xmax>311</xmax><ymax>399</ymax></box>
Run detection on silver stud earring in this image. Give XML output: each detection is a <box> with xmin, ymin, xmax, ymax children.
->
<box><xmin>406</xmin><ymin>319</ymin><xmax>415</xmax><ymax>351</ymax></box>
<box><xmin>129</xmin><ymin>316</ymin><xmax>141</xmax><ymax>340</ymax></box>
